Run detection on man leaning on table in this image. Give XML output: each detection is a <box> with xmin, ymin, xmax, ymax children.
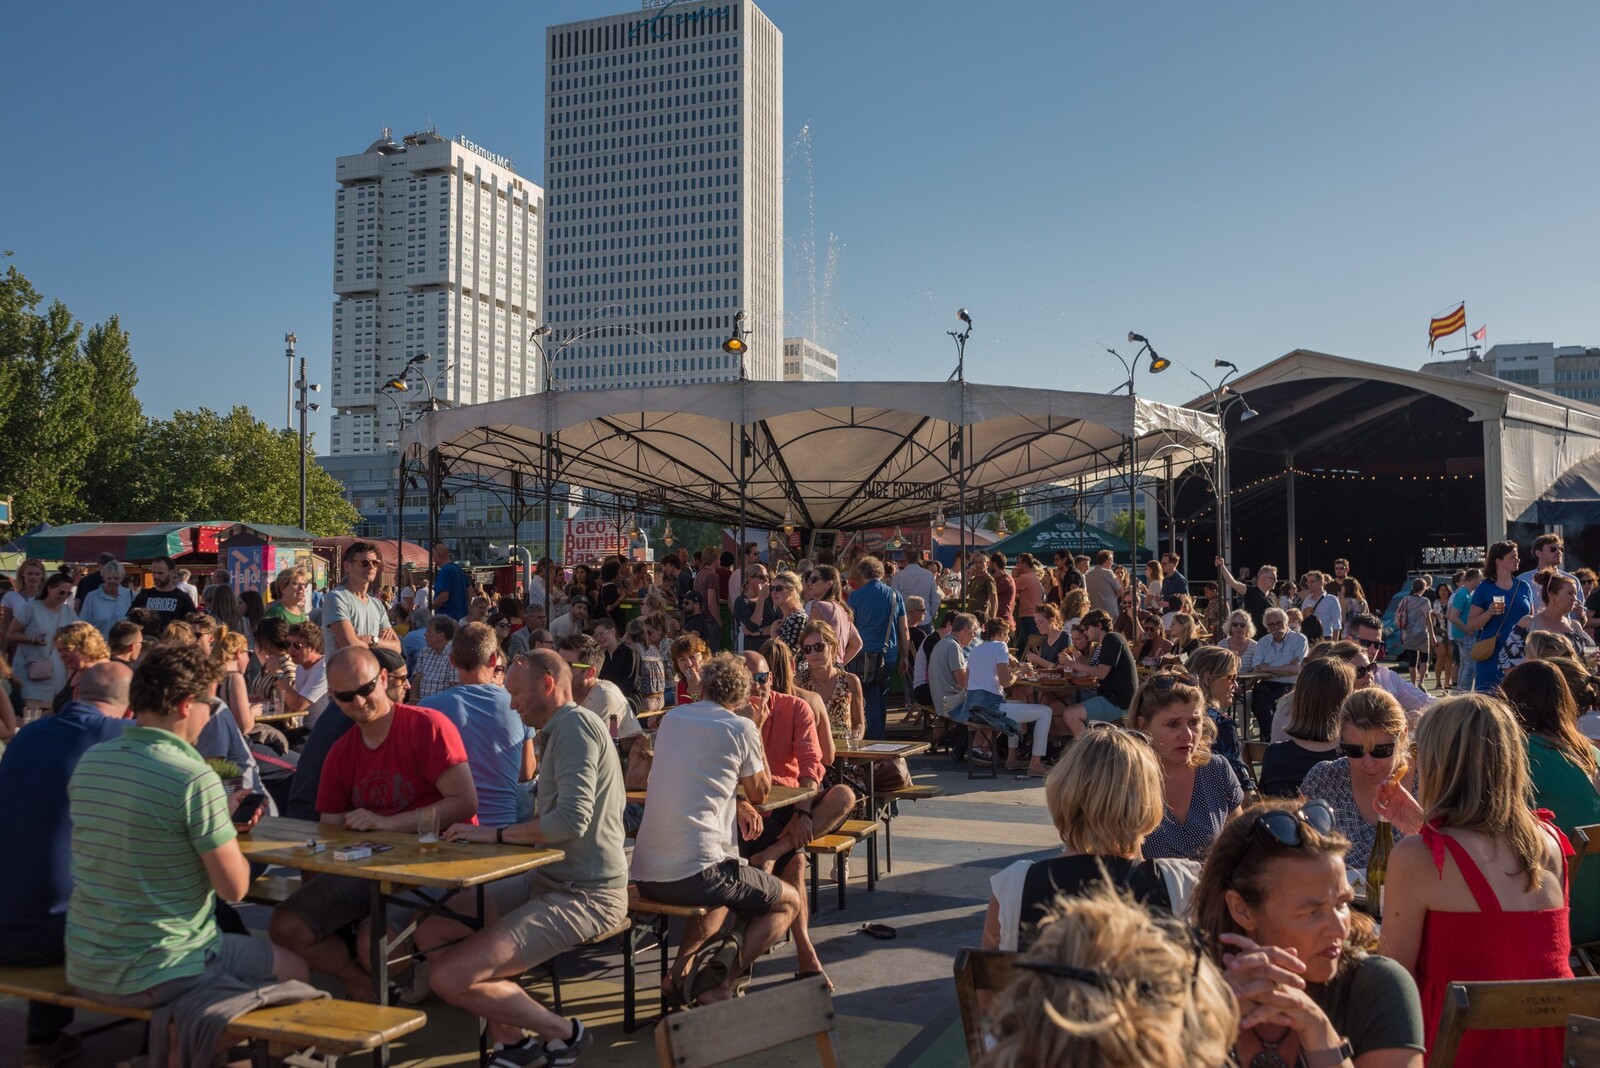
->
<box><xmin>413</xmin><ymin>649</ymin><xmax>628</xmax><ymax>1068</ymax></box>
<box><xmin>632</xmin><ymin>653</ymin><xmax>802</xmax><ymax>1006</ymax></box>
<box><xmin>268</xmin><ymin>646</ymin><xmax>478</xmax><ymax>1001</ymax></box>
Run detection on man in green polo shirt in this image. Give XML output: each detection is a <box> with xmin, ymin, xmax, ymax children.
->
<box><xmin>65</xmin><ymin>641</ymin><xmax>308</xmax><ymax>1011</ymax></box>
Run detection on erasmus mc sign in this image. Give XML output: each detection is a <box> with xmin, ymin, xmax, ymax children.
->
<box><xmin>629</xmin><ymin>0</ymin><xmax>732</xmax><ymax>42</ymax></box>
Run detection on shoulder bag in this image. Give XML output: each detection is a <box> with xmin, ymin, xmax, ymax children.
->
<box><xmin>1471</xmin><ymin>596</ymin><xmax>1514</xmax><ymax>662</ymax></box>
<box><xmin>851</xmin><ymin>585</ymin><xmax>899</xmax><ymax>689</ymax></box>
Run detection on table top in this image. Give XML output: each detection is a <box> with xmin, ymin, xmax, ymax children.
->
<box><xmin>1019</xmin><ymin>673</ymin><xmax>1095</xmax><ymax>692</ymax></box>
<box><xmin>240</xmin><ymin>817</ymin><xmax>565</xmax><ymax>890</ymax></box>
<box><xmin>623</xmin><ymin>781</ymin><xmax>817</xmax><ymax>813</ymax></box>
<box><xmin>835</xmin><ymin>741</ymin><xmax>930</xmax><ymax>761</ymax></box>
<box><xmin>254</xmin><ymin>712</ymin><xmax>303</xmax><ymax>724</ymax></box>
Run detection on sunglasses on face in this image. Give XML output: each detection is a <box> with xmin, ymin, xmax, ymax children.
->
<box><xmin>1252</xmin><ymin>799</ymin><xmax>1336</xmax><ymax>848</ymax></box>
<box><xmin>389</xmin><ymin>673</ymin><xmax>410</xmax><ymax>686</ymax></box>
<box><xmin>1338</xmin><ymin>741</ymin><xmax>1396</xmax><ymax>760</ymax></box>
<box><xmin>332</xmin><ymin>675</ymin><xmax>382</xmax><ymax>702</ymax></box>
<box><xmin>1354</xmin><ymin>663</ymin><xmax>1374</xmax><ymax>679</ymax></box>
<box><xmin>288</xmin><ymin>642</ymin><xmax>309</xmax><ymax>651</ymax></box>
<box><xmin>1230</xmin><ymin>622</ymin><xmax>1247</xmax><ymax>629</ymax></box>
<box><xmin>1355</xmin><ymin>637</ymin><xmax>1385</xmax><ymax>651</ymax></box>
<box><xmin>750</xmin><ymin>672</ymin><xmax>771</xmax><ymax>685</ymax></box>
<box><xmin>800</xmin><ymin>642</ymin><xmax>828</xmax><ymax>654</ymax></box>
<box><xmin>352</xmin><ymin>559</ymin><xmax>380</xmax><ymax>568</ymax></box>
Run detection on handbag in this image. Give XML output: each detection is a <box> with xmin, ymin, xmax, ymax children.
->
<box><xmin>26</xmin><ymin>658</ymin><xmax>53</xmax><ymax>682</ymax></box>
<box><xmin>1471</xmin><ymin>597</ymin><xmax>1515</xmax><ymax>662</ymax></box>
<box><xmin>624</xmin><ymin>731</ymin><xmax>654</xmax><ymax>791</ymax></box>
<box><xmin>871</xmin><ymin>756</ymin><xmax>912</xmax><ymax>792</ymax></box>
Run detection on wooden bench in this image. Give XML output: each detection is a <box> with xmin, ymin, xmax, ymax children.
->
<box><xmin>626</xmin><ymin>887</ymin><xmax>710</xmax><ymax>1033</ymax></box>
<box><xmin>243</xmin><ymin>872</ymin><xmax>303</xmax><ymax>907</ymax></box>
<box><xmin>875</xmin><ymin>783</ymin><xmax>944</xmax><ymax>872</ymax></box>
<box><xmin>838</xmin><ymin>818</ymin><xmax>881</xmax><ymax>889</ymax></box>
<box><xmin>536</xmin><ymin>918</ymin><xmax>637</xmax><ymax>1033</ymax></box>
<box><xmin>803</xmin><ymin>834</ymin><xmax>856</xmax><ymax>912</ymax></box>
<box><xmin>0</xmin><ymin>964</ymin><xmax>426</xmax><ymax>1064</ymax></box>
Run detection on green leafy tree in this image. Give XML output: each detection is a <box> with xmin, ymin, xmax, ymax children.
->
<box><xmin>79</xmin><ymin>315</ymin><xmax>144</xmax><ymax>511</ymax></box>
<box><xmin>1108</xmin><ymin>509</ymin><xmax>1146</xmax><ymax>552</ymax></box>
<box><xmin>123</xmin><ymin>407</ymin><xmax>359</xmax><ymax>536</ymax></box>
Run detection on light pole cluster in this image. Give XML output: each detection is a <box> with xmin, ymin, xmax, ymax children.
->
<box><xmin>291</xmin><ymin>337</ymin><xmax>321</xmax><ymax>532</ymax></box>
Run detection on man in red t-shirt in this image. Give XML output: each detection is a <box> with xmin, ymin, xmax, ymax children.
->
<box><xmin>269</xmin><ymin>646</ymin><xmax>478</xmax><ymax>1000</ymax></box>
<box><xmin>735</xmin><ymin>649</ymin><xmax>855</xmax><ymax>984</ymax></box>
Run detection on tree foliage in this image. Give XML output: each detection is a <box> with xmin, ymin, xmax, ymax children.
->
<box><xmin>0</xmin><ymin>258</ymin><xmax>357</xmax><ymax>537</ymax></box>
<box><xmin>1108</xmin><ymin>508</ymin><xmax>1147</xmax><ymax>550</ymax></box>
<box><xmin>982</xmin><ymin>491</ymin><xmax>1032</xmax><ymax>536</ymax></box>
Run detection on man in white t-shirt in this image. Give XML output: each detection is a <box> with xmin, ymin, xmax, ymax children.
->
<box><xmin>959</xmin><ymin>618</ymin><xmax>1052</xmax><ymax>777</ymax></box>
<box><xmin>550</xmin><ymin>598</ymin><xmax>590</xmax><ymax>639</ymax></box>
<box><xmin>555</xmin><ymin>634</ymin><xmax>643</xmax><ymax>742</ymax></box>
<box><xmin>630</xmin><ymin>654</ymin><xmax>800</xmax><ymax>1006</ymax></box>
<box><xmin>274</xmin><ymin>621</ymin><xmax>329</xmax><ymax>728</ymax></box>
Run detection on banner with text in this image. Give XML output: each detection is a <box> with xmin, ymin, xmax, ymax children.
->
<box><xmin>563</xmin><ymin>518</ymin><xmax>628</xmax><ymax>563</ymax></box>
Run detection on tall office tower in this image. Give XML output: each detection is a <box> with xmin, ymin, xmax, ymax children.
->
<box><xmin>330</xmin><ymin>128</ymin><xmax>543</xmax><ymax>456</ymax></box>
<box><xmin>782</xmin><ymin>337</ymin><xmax>839</xmax><ymax>381</ymax></box>
<box><xmin>543</xmin><ymin>0</ymin><xmax>782</xmax><ymax>389</ymax></box>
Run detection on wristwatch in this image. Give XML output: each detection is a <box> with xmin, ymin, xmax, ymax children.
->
<box><xmin>1304</xmin><ymin>1038</ymin><xmax>1354</xmax><ymax>1068</ymax></box>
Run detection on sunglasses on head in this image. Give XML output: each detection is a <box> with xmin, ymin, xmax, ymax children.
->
<box><xmin>1338</xmin><ymin>741</ymin><xmax>1396</xmax><ymax>760</ymax></box>
<box><xmin>1148</xmin><ymin>672</ymin><xmax>1198</xmax><ymax>690</ymax></box>
<box><xmin>332</xmin><ymin>675</ymin><xmax>382</xmax><ymax>703</ymax></box>
<box><xmin>1252</xmin><ymin>799</ymin><xmax>1336</xmax><ymax>848</ymax></box>
<box><xmin>1087</xmin><ymin>722</ymin><xmax>1153</xmax><ymax>743</ymax></box>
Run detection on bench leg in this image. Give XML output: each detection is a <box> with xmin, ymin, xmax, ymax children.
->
<box><xmin>809</xmin><ymin>851</ymin><xmax>820</xmax><ymax>914</ymax></box>
<box><xmin>836</xmin><ymin>853</ymin><xmax>847</xmax><ymax>910</ymax></box>
<box><xmin>866</xmin><ymin>833</ymin><xmax>877</xmax><ymax>891</ymax></box>
<box><xmin>884</xmin><ymin>815</ymin><xmax>893</xmax><ymax>873</ymax></box>
<box><xmin>548</xmin><ymin>959</ymin><xmax>563</xmax><ymax>1015</ymax></box>
<box><xmin>621</xmin><ymin>926</ymin><xmax>636</xmax><ymax>1034</ymax></box>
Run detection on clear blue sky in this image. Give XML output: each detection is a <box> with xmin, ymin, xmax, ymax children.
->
<box><xmin>4</xmin><ymin>0</ymin><xmax>1597</xmax><ymax>445</ymax></box>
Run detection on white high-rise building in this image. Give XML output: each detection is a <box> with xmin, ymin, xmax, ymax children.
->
<box><xmin>330</xmin><ymin>128</ymin><xmax>544</xmax><ymax>456</ymax></box>
<box><xmin>782</xmin><ymin>337</ymin><xmax>838</xmax><ymax>381</ymax></box>
<box><xmin>542</xmin><ymin>0</ymin><xmax>783</xmax><ymax>389</ymax></box>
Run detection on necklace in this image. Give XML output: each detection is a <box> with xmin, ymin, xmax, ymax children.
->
<box><xmin>1248</xmin><ymin>1026</ymin><xmax>1293</xmax><ymax>1068</ymax></box>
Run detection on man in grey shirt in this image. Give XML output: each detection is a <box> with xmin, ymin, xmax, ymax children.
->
<box><xmin>1085</xmin><ymin>549</ymin><xmax>1124</xmax><ymax>619</ymax></box>
<box><xmin>418</xmin><ymin>649</ymin><xmax>626</xmax><ymax>1067</ymax></box>
<box><xmin>322</xmin><ymin>541</ymin><xmax>400</xmax><ymax>655</ymax></box>
<box><xmin>929</xmin><ymin>613</ymin><xmax>978</xmax><ymax>718</ymax></box>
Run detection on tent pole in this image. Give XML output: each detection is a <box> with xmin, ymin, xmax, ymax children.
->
<box><xmin>1285</xmin><ymin>452</ymin><xmax>1298</xmax><ymax>581</ymax></box>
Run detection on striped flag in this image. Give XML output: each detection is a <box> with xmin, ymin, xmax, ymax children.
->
<box><xmin>1429</xmin><ymin>304</ymin><xmax>1466</xmax><ymax>349</ymax></box>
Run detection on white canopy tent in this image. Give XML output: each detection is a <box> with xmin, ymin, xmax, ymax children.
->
<box><xmin>397</xmin><ymin>380</ymin><xmax>1220</xmax><ymax>551</ymax></box>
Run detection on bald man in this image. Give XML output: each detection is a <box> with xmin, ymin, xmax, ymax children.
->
<box><xmin>411</xmin><ymin>650</ymin><xmax>627</xmax><ymax>1064</ymax></box>
<box><xmin>269</xmin><ymin>646</ymin><xmax>477</xmax><ymax>1000</ymax></box>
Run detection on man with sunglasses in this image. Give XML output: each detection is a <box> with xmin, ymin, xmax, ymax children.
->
<box><xmin>282</xmin><ymin>646</ymin><xmax>408</xmax><ymax>821</ymax></box>
<box><xmin>108</xmin><ymin>618</ymin><xmax>144</xmax><ymax>664</ymax></box>
<box><xmin>273</xmin><ymin>621</ymin><xmax>328</xmax><ymax>727</ymax></box>
<box><xmin>269</xmin><ymin>646</ymin><xmax>477</xmax><ymax>1000</ymax></box>
<box><xmin>1344</xmin><ymin>612</ymin><xmax>1435</xmax><ymax>715</ymax></box>
<box><xmin>323</xmin><ymin>541</ymin><xmax>400</xmax><ymax>655</ymax></box>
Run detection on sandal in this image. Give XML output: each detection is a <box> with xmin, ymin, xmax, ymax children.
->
<box><xmin>859</xmin><ymin>922</ymin><xmax>897</xmax><ymax>940</ymax></box>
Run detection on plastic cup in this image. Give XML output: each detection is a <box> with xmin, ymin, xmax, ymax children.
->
<box><xmin>417</xmin><ymin>806</ymin><xmax>440</xmax><ymax>851</ymax></box>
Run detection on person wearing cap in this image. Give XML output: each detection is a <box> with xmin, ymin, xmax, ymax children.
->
<box><xmin>551</xmin><ymin>597</ymin><xmax>590</xmax><ymax>639</ymax></box>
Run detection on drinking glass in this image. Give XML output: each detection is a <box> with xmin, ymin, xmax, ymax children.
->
<box><xmin>417</xmin><ymin>806</ymin><xmax>440</xmax><ymax>851</ymax></box>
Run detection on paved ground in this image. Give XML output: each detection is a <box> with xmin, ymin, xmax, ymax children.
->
<box><xmin>0</xmin><ymin>752</ymin><xmax>1059</xmax><ymax>1067</ymax></box>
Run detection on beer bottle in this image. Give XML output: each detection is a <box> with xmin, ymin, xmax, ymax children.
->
<box><xmin>1366</xmin><ymin>817</ymin><xmax>1394</xmax><ymax>919</ymax></box>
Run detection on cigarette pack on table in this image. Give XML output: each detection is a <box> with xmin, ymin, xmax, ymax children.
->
<box><xmin>296</xmin><ymin>839</ymin><xmax>326</xmax><ymax>854</ymax></box>
<box><xmin>333</xmin><ymin>846</ymin><xmax>373</xmax><ymax>862</ymax></box>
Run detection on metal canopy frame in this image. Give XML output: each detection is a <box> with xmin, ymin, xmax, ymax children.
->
<box><xmin>399</xmin><ymin>380</ymin><xmax>1221</xmax><ymax>539</ymax></box>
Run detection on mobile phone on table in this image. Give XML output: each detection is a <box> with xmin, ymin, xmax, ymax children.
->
<box><xmin>231</xmin><ymin>792</ymin><xmax>267</xmax><ymax>825</ymax></box>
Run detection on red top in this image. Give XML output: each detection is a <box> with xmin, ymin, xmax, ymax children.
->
<box><xmin>1416</xmin><ymin>813</ymin><xmax>1573</xmax><ymax>1068</ymax></box>
<box><xmin>317</xmin><ymin>703</ymin><xmax>471</xmax><ymax>820</ymax></box>
<box><xmin>759</xmin><ymin>692</ymin><xmax>824</xmax><ymax>788</ymax></box>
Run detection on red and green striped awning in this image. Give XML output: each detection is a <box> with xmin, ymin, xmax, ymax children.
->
<box><xmin>21</xmin><ymin>522</ymin><xmax>199</xmax><ymax>562</ymax></box>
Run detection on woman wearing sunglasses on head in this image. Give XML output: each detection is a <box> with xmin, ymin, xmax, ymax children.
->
<box><xmin>1298</xmin><ymin>690</ymin><xmax>1418</xmax><ymax>870</ymax></box>
<box><xmin>1193</xmin><ymin>799</ymin><xmax>1426</xmax><ymax>1068</ymax></box>
<box><xmin>1378</xmin><ymin>693</ymin><xmax>1573</xmax><ymax>1067</ymax></box>
<box><xmin>1131</xmin><ymin>671</ymin><xmax>1244</xmax><ymax>861</ymax></box>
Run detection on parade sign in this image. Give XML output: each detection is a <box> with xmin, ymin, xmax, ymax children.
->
<box><xmin>564</xmin><ymin>518</ymin><xmax>628</xmax><ymax>563</ymax></box>
<box><xmin>1421</xmin><ymin>545</ymin><xmax>1485</xmax><ymax>567</ymax></box>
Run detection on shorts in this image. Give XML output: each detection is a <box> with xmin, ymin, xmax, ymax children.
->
<box><xmin>80</xmin><ymin>933</ymin><xmax>275</xmax><ymax>1010</ymax></box>
<box><xmin>277</xmin><ymin>873</ymin><xmax>433</xmax><ymax>944</ymax></box>
<box><xmin>1080</xmin><ymin>694</ymin><xmax>1127</xmax><ymax>723</ymax></box>
<box><xmin>737</xmin><ymin>805</ymin><xmax>799</xmax><ymax>873</ymax></box>
<box><xmin>484</xmin><ymin>870</ymin><xmax>630</xmax><ymax>972</ymax></box>
<box><xmin>637</xmin><ymin>858</ymin><xmax>785</xmax><ymax>922</ymax></box>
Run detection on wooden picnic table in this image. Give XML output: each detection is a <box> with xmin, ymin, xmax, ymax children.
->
<box><xmin>624</xmin><ymin>782</ymin><xmax>817</xmax><ymax>813</ymax></box>
<box><xmin>253</xmin><ymin>711</ymin><xmax>304</xmax><ymax>725</ymax></box>
<box><xmin>833</xmin><ymin>740</ymin><xmax>930</xmax><ymax>819</ymax></box>
<box><xmin>241</xmin><ymin>816</ymin><xmax>564</xmax><ymax>1066</ymax></box>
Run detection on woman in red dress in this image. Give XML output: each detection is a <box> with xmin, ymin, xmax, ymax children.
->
<box><xmin>1379</xmin><ymin>692</ymin><xmax>1573</xmax><ymax>1067</ymax></box>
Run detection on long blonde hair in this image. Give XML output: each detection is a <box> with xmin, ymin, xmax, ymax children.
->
<box><xmin>980</xmin><ymin>888</ymin><xmax>1237</xmax><ymax>1068</ymax></box>
<box><xmin>1416</xmin><ymin>693</ymin><xmax>1550</xmax><ymax>893</ymax></box>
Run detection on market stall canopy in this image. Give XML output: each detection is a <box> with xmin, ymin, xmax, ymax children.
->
<box><xmin>986</xmin><ymin>512</ymin><xmax>1153</xmax><ymax>562</ymax></box>
<box><xmin>313</xmin><ymin>536</ymin><xmax>432</xmax><ymax>577</ymax></box>
<box><xmin>221</xmin><ymin>523</ymin><xmax>318</xmax><ymax>545</ymax></box>
<box><xmin>21</xmin><ymin>522</ymin><xmax>199</xmax><ymax>562</ymax></box>
<box><xmin>399</xmin><ymin>381</ymin><xmax>1220</xmax><ymax>531</ymax></box>
<box><xmin>1519</xmin><ymin>451</ymin><xmax>1600</xmax><ymax>528</ymax></box>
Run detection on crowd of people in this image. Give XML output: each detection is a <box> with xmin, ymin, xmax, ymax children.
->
<box><xmin>4</xmin><ymin>534</ymin><xmax>1600</xmax><ymax>1067</ymax></box>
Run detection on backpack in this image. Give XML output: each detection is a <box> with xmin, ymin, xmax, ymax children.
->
<box><xmin>636</xmin><ymin>647</ymin><xmax>667</xmax><ymax>696</ymax></box>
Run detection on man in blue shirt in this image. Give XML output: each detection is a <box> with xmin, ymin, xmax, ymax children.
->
<box><xmin>432</xmin><ymin>542</ymin><xmax>470</xmax><ymax>622</ymax></box>
<box><xmin>847</xmin><ymin>556</ymin><xmax>910</xmax><ymax>739</ymax></box>
<box><xmin>0</xmin><ymin>661</ymin><xmax>130</xmax><ymax>1064</ymax></box>
<box><xmin>418</xmin><ymin>622</ymin><xmax>536</xmax><ymax>828</ymax></box>
<box><xmin>1157</xmin><ymin>552</ymin><xmax>1189</xmax><ymax>610</ymax></box>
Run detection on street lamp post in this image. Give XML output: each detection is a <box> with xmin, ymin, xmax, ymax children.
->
<box><xmin>1105</xmin><ymin>332</ymin><xmax>1170</xmax><ymax>566</ymax></box>
<box><xmin>294</xmin><ymin>356</ymin><xmax>321</xmax><ymax>531</ymax></box>
<box><xmin>1187</xmin><ymin>359</ymin><xmax>1257</xmax><ymax>591</ymax></box>
<box><xmin>948</xmin><ymin>310</ymin><xmax>973</xmax><ymax>586</ymax></box>
<box><xmin>724</xmin><ymin>312</ymin><xmax>752</xmax><ymax>560</ymax></box>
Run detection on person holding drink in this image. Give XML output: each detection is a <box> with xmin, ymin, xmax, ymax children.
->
<box><xmin>1466</xmin><ymin>540</ymin><xmax>1531</xmax><ymax>693</ymax></box>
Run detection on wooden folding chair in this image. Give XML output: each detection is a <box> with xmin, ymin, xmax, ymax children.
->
<box><xmin>1023</xmin><ymin>633</ymin><xmax>1044</xmax><ymax>659</ymax></box>
<box><xmin>1242</xmin><ymin>740</ymin><xmax>1268</xmax><ymax>780</ymax></box>
<box><xmin>1568</xmin><ymin>826</ymin><xmax>1600</xmax><ymax>976</ymax></box>
<box><xmin>654</xmin><ymin>975</ymin><xmax>843</xmax><ymax>1068</ymax></box>
<box><xmin>952</xmin><ymin>948</ymin><xmax>1016</xmax><ymax>1064</ymax></box>
<box><xmin>1567</xmin><ymin>1014</ymin><xmax>1600</xmax><ymax>1065</ymax></box>
<box><xmin>1425</xmin><ymin>977</ymin><xmax>1600</xmax><ymax>1068</ymax></box>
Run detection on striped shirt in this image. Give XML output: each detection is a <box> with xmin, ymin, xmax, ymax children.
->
<box><xmin>65</xmin><ymin>726</ymin><xmax>235</xmax><ymax>996</ymax></box>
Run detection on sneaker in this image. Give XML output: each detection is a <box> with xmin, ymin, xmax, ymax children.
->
<box><xmin>542</xmin><ymin>1018</ymin><xmax>593</xmax><ymax>1068</ymax></box>
<box><xmin>488</xmin><ymin>1037</ymin><xmax>547</xmax><ymax>1068</ymax></box>
<box><xmin>397</xmin><ymin>956</ymin><xmax>432</xmax><ymax>1005</ymax></box>
<box><xmin>22</xmin><ymin>1033</ymin><xmax>80</xmax><ymax>1068</ymax></box>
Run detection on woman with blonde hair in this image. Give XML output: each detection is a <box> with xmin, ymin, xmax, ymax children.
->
<box><xmin>1192</xmin><ymin>800</ymin><xmax>1426</xmax><ymax>1067</ymax></box>
<box><xmin>985</xmin><ymin>727</ymin><xmax>1198</xmax><ymax>952</ymax></box>
<box><xmin>1379</xmin><ymin>693</ymin><xmax>1574</xmax><ymax>1066</ymax></box>
<box><xmin>51</xmin><ymin>621</ymin><xmax>109</xmax><ymax>713</ymax></box>
<box><xmin>265</xmin><ymin>567</ymin><xmax>312</xmax><ymax>624</ymax></box>
<box><xmin>2</xmin><ymin>558</ymin><xmax>48</xmax><ymax>653</ymax></box>
<box><xmin>1298</xmin><ymin>688</ymin><xmax>1415</xmax><ymax>868</ymax></box>
<box><xmin>78</xmin><ymin>559</ymin><xmax>133</xmax><ymax>639</ymax></box>
<box><xmin>795</xmin><ymin>619</ymin><xmax>864</xmax><ymax>746</ymax></box>
<box><xmin>1523</xmin><ymin>628</ymin><xmax>1578</xmax><ymax>663</ymax></box>
<box><xmin>1131</xmin><ymin>671</ymin><xmax>1244</xmax><ymax>860</ymax></box>
<box><xmin>761</xmin><ymin>638</ymin><xmax>837</xmax><ymax>766</ymax></box>
<box><xmin>802</xmin><ymin>564</ymin><xmax>862</xmax><ymax>664</ymax></box>
<box><xmin>978</xmin><ymin>888</ymin><xmax>1238</xmax><ymax>1068</ymax></box>
<box><xmin>1220</xmin><ymin>609</ymin><xmax>1257</xmax><ymax>669</ymax></box>
<box><xmin>766</xmin><ymin>570</ymin><xmax>809</xmax><ymax>651</ymax></box>
<box><xmin>1260</xmin><ymin>658</ymin><xmax>1354</xmax><ymax>797</ymax></box>
<box><xmin>1165</xmin><ymin>612</ymin><xmax>1202</xmax><ymax>657</ymax></box>
<box><xmin>1057</xmin><ymin>587</ymin><xmax>1089</xmax><ymax>625</ymax></box>
<box><xmin>216</xmin><ymin>627</ymin><xmax>256</xmax><ymax>734</ymax></box>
